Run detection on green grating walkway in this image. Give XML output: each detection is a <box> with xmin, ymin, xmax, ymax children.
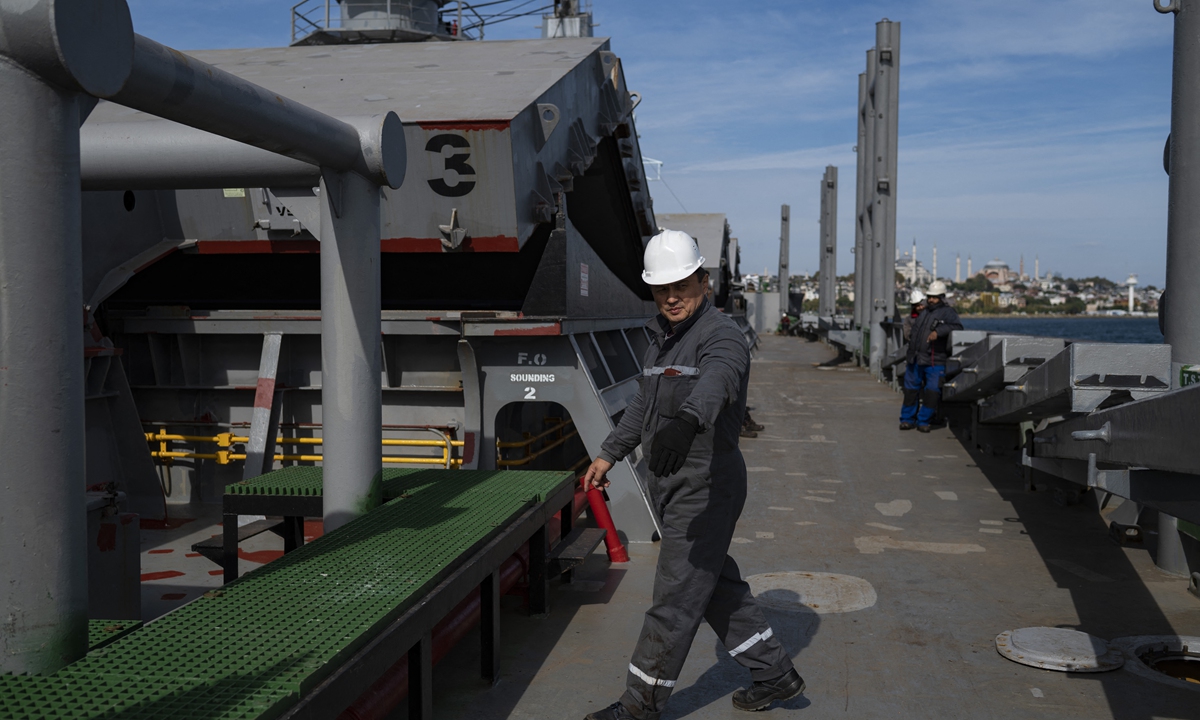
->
<box><xmin>1</xmin><ymin>469</ymin><xmax>573</xmax><ymax>720</ymax></box>
<box><xmin>225</xmin><ymin>466</ymin><xmax>424</xmax><ymax>500</ymax></box>
<box><xmin>88</xmin><ymin>620</ymin><xmax>144</xmax><ymax>652</ymax></box>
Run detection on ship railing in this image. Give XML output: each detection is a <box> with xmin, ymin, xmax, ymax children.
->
<box><xmin>145</xmin><ymin>426</ymin><xmax>464</xmax><ymax>468</ymax></box>
<box><xmin>496</xmin><ymin>417</ymin><xmax>579</xmax><ymax>468</ymax></box>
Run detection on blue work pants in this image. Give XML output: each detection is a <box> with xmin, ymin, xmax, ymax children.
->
<box><xmin>900</xmin><ymin>363</ymin><xmax>945</xmax><ymax>426</ymax></box>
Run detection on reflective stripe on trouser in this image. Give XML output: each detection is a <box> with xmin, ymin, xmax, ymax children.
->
<box><xmin>619</xmin><ymin>521</ymin><xmax>793</xmax><ymax>718</ymax></box>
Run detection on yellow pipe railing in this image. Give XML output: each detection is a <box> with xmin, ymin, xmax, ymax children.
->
<box><xmin>144</xmin><ymin>428</ymin><xmax>463</xmax><ymax>467</ymax></box>
<box><xmin>496</xmin><ymin>418</ymin><xmax>579</xmax><ymax>468</ymax></box>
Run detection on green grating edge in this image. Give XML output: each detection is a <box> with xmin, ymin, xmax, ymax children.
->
<box><xmin>4</xmin><ymin>470</ymin><xmax>572</xmax><ymax>720</ymax></box>
<box><xmin>225</xmin><ymin>467</ymin><xmax>427</xmax><ymax>499</ymax></box>
<box><xmin>88</xmin><ymin>620</ymin><xmax>144</xmax><ymax>652</ymax></box>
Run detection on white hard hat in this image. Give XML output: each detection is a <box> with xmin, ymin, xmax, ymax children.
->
<box><xmin>909</xmin><ymin>289</ymin><xmax>926</xmax><ymax>304</ymax></box>
<box><xmin>927</xmin><ymin>280</ymin><xmax>948</xmax><ymax>296</ymax></box>
<box><xmin>642</xmin><ymin>229</ymin><xmax>706</xmax><ymax>285</ymax></box>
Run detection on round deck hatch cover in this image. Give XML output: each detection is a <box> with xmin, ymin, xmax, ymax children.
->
<box><xmin>995</xmin><ymin>628</ymin><xmax>1124</xmax><ymax>672</ymax></box>
<box><xmin>746</xmin><ymin>572</ymin><xmax>876</xmax><ymax>614</ymax></box>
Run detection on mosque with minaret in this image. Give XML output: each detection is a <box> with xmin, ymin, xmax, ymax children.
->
<box><xmin>896</xmin><ymin>239</ymin><xmax>1047</xmax><ymax>287</ymax></box>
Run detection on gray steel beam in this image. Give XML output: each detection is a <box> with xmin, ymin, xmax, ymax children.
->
<box><xmin>80</xmin><ymin>121</ymin><xmax>320</xmax><ymax>190</ymax></box>
<box><xmin>107</xmin><ymin>35</ymin><xmax>404</xmax><ymax>189</ymax></box>
<box><xmin>1160</xmin><ymin>0</ymin><xmax>1200</xmax><ymax>383</ymax></box>
<box><xmin>1032</xmin><ymin>382</ymin><xmax>1200</xmax><ymax>476</ymax></box>
<box><xmin>980</xmin><ymin>343</ymin><xmax>1172</xmax><ymax>425</ymax></box>
<box><xmin>778</xmin><ymin>204</ymin><xmax>790</xmax><ymax>308</ymax></box>
<box><xmin>853</xmin><ymin>72</ymin><xmax>867</xmax><ymax>334</ymax></box>
<box><xmin>943</xmin><ymin>336</ymin><xmax>1064</xmax><ymax>403</ymax></box>
<box><xmin>869</xmin><ymin>20</ymin><xmax>900</xmax><ymax>376</ymax></box>
<box><xmin>0</xmin><ymin>0</ymin><xmax>135</xmax><ymax>675</ymax></box>
<box><xmin>819</xmin><ymin>166</ymin><xmax>838</xmax><ymax>319</ymax></box>
<box><xmin>320</xmin><ymin>170</ymin><xmax>384</xmax><ymax>532</ymax></box>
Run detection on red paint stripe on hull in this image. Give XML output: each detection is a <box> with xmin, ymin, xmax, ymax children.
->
<box><xmin>493</xmin><ymin>323</ymin><xmax>561</xmax><ymax>336</ymax></box>
<box><xmin>380</xmin><ymin>236</ymin><xmax>520</xmax><ymax>253</ymax></box>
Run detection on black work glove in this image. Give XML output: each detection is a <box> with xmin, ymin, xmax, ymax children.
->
<box><xmin>649</xmin><ymin>413</ymin><xmax>699</xmax><ymax>477</ymax></box>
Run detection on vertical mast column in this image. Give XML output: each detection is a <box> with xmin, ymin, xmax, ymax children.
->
<box><xmin>853</xmin><ymin>72</ymin><xmax>868</xmax><ymax>336</ymax></box>
<box><xmin>860</xmin><ymin>49</ymin><xmax>878</xmax><ymax>365</ymax></box>
<box><xmin>0</xmin><ymin>0</ymin><xmax>134</xmax><ymax>674</ymax></box>
<box><xmin>320</xmin><ymin>171</ymin><xmax>384</xmax><ymax>532</ymax></box>
<box><xmin>0</xmin><ymin>62</ymin><xmax>90</xmax><ymax>677</ymax></box>
<box><xmin>819</xmin><ymin>166</ymin><xmax>839</xmax><ymax>319</ymax></box>
<box><xmin>1155</xmin><ymin>0</ymin><xmax>1198</xmax><ymax>576</ymax></box>
<box><xmin>779</xmin><ymin>204</ymin><xmax>791</xmax><ymax>316</ymax></box>
<box><xmin>1162</xmin><ymin>0</ymin><xmax>1200</xmax><ymax>384</ymax></box>
<box><xmin>869</xmin><ymin>20</ymin><xmax>900</xmax><ymax>376</ymax></box>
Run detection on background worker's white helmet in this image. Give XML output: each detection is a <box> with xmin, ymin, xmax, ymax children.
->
<box><xmin>909</xmin><ymin>289</ymin><xmax>926</xmax><ymax>304</ymax></box>
<box><xmin>927</xmin><ymin>280</ymin><xmax>948</xmax><ymax>297</ymax></box>
<box><xmin>642</xmin><ymin>229</ymin><xmax>706</xmax><ymax>285</ymax></box>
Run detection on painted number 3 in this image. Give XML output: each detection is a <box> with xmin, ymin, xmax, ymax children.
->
<box><xmin>425</xmin><ymin>134</ymin><xmax>476</xmax><ymax>197</ymax></box>
<box><xmin>524</xmin><ymin>387</ymin><xmax>536</xmax><ymax>400</ymax></box>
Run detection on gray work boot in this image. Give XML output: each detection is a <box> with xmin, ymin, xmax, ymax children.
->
<box><xmin>732</xmin><ymin>668</ymin><xmax>806</xmax><ymax>712</ymax></box>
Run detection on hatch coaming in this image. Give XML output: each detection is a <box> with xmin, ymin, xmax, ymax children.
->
<box><xmin>82</xmin><ymin>37</ymin><xmax>654</xmax><ymax>310</ymax></box>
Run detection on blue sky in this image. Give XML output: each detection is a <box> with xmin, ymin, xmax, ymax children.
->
<box><xmin>128</xmin><ymin>0</ymin><xmax>1175</xmax><ymax>286</ymax></box>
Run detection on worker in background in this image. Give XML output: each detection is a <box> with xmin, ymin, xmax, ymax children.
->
<box><xmin>581</xmin><ymin>230</ymin><xmax>803</xmax><ymax>720</ymax></box>
<box><xmin>899</xmin><ymin>281</ymin><xmax>962</xmax><ymax>432</ymax></box>
<box><xmin>898</xmin><ymin>289</ymin><xmax>927</xmax><ymax>430</ymax></box>
<box><xmin>902</xmin><ymin>289</ymin><xmax>925</xmax><ymax>344</ymax></box>
<box><xmin>779</xmin><ymin>312</ymin><xmax>791</xmax><ymax>335</ymax></box>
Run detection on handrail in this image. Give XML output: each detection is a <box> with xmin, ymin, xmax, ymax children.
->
<box><xmin>495</xmin><ymin>417</ymin><xmax>579</xmax><ymax>467</ymax></box>
<box><xmin>497</xmin><ymin>429</ymin><xmax>580</xmax><ymax>467</ymax></box>
<box><xmin>145</xmin><ymin>428</ymin><xmax>462</xmax><ymax>468</ymax></box>
<box><xmin>495</xmin><ymin>418</ymin><xmax>574</xmax><ymax>449</ymax></box>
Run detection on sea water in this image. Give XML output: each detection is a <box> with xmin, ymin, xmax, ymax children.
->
<box><xmin>959</xmin><ymin>316</ymin><xmax>1162</xmax><ymax>344</ymax></box>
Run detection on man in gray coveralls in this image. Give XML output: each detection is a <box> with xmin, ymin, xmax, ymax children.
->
<box><xmin>581</xmin><ymin>230</ymin><xmax>804</xmax><ymax>720</ymax></box>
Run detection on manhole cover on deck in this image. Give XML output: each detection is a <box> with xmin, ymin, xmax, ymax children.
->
<box><xmin>746</xmin><ymin>572</ymin><xmax>876</xmax><ymax>614</ymax></box>
<box><xmin>995</xmin><ymin>628</ymin><xmax>1124</xmax><ymax>672</ymax></box>
<box><xmin>1111</xmin><ymin>635</ymin><xmax>1200</xmax><ymax>692</ymax></box>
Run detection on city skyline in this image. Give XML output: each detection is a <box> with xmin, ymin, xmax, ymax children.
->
<box><xmin>128</xmin><ymin>1</ymin><xmax>1171</xmax><ymax>287</ymax></box>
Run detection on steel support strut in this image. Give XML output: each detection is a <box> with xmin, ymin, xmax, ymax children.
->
<box><xmin>320</xmin><ymin>170</ymin><xmax>384</xmax><ymax>532</ymax></box>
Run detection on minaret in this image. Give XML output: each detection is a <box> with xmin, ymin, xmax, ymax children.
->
<box><xmin>967</xmin><ymin>255</ymin><xmax>972</xmax><ymax>277</ymax></box>
<box><xmin>1035</xmin><ymin>255</ymin><xmax>1040</xmax><ymax>281</ymax></box>
<box><xmin>932</xmin><ymin>244</ymin><xmax>938</xmax><ymax>281</ymax></box>
<box><xmin>1020</xmin><ymin>254</ymin><xmax>1025</xmax><ymax>280</ymax></box>
<box><xmin>911</xmin><ymin>238</ymin><xmax>918</xmax><ymax>284</ymax></box>
<box><xmin>955</xmin><ymin>253</ymin><xmax>961</xmax><ymax>283</ymax></box>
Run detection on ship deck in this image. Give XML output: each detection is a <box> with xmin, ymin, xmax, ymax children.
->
<box><xmin>133</xmin><ymin>334</ymin><xmax>1200</xmax><ymax>719</ymax></box>
<box><xmin>421</xmin><ymin>334</ymin><xmax>1199</xmax><ymax>719</ymax></box>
